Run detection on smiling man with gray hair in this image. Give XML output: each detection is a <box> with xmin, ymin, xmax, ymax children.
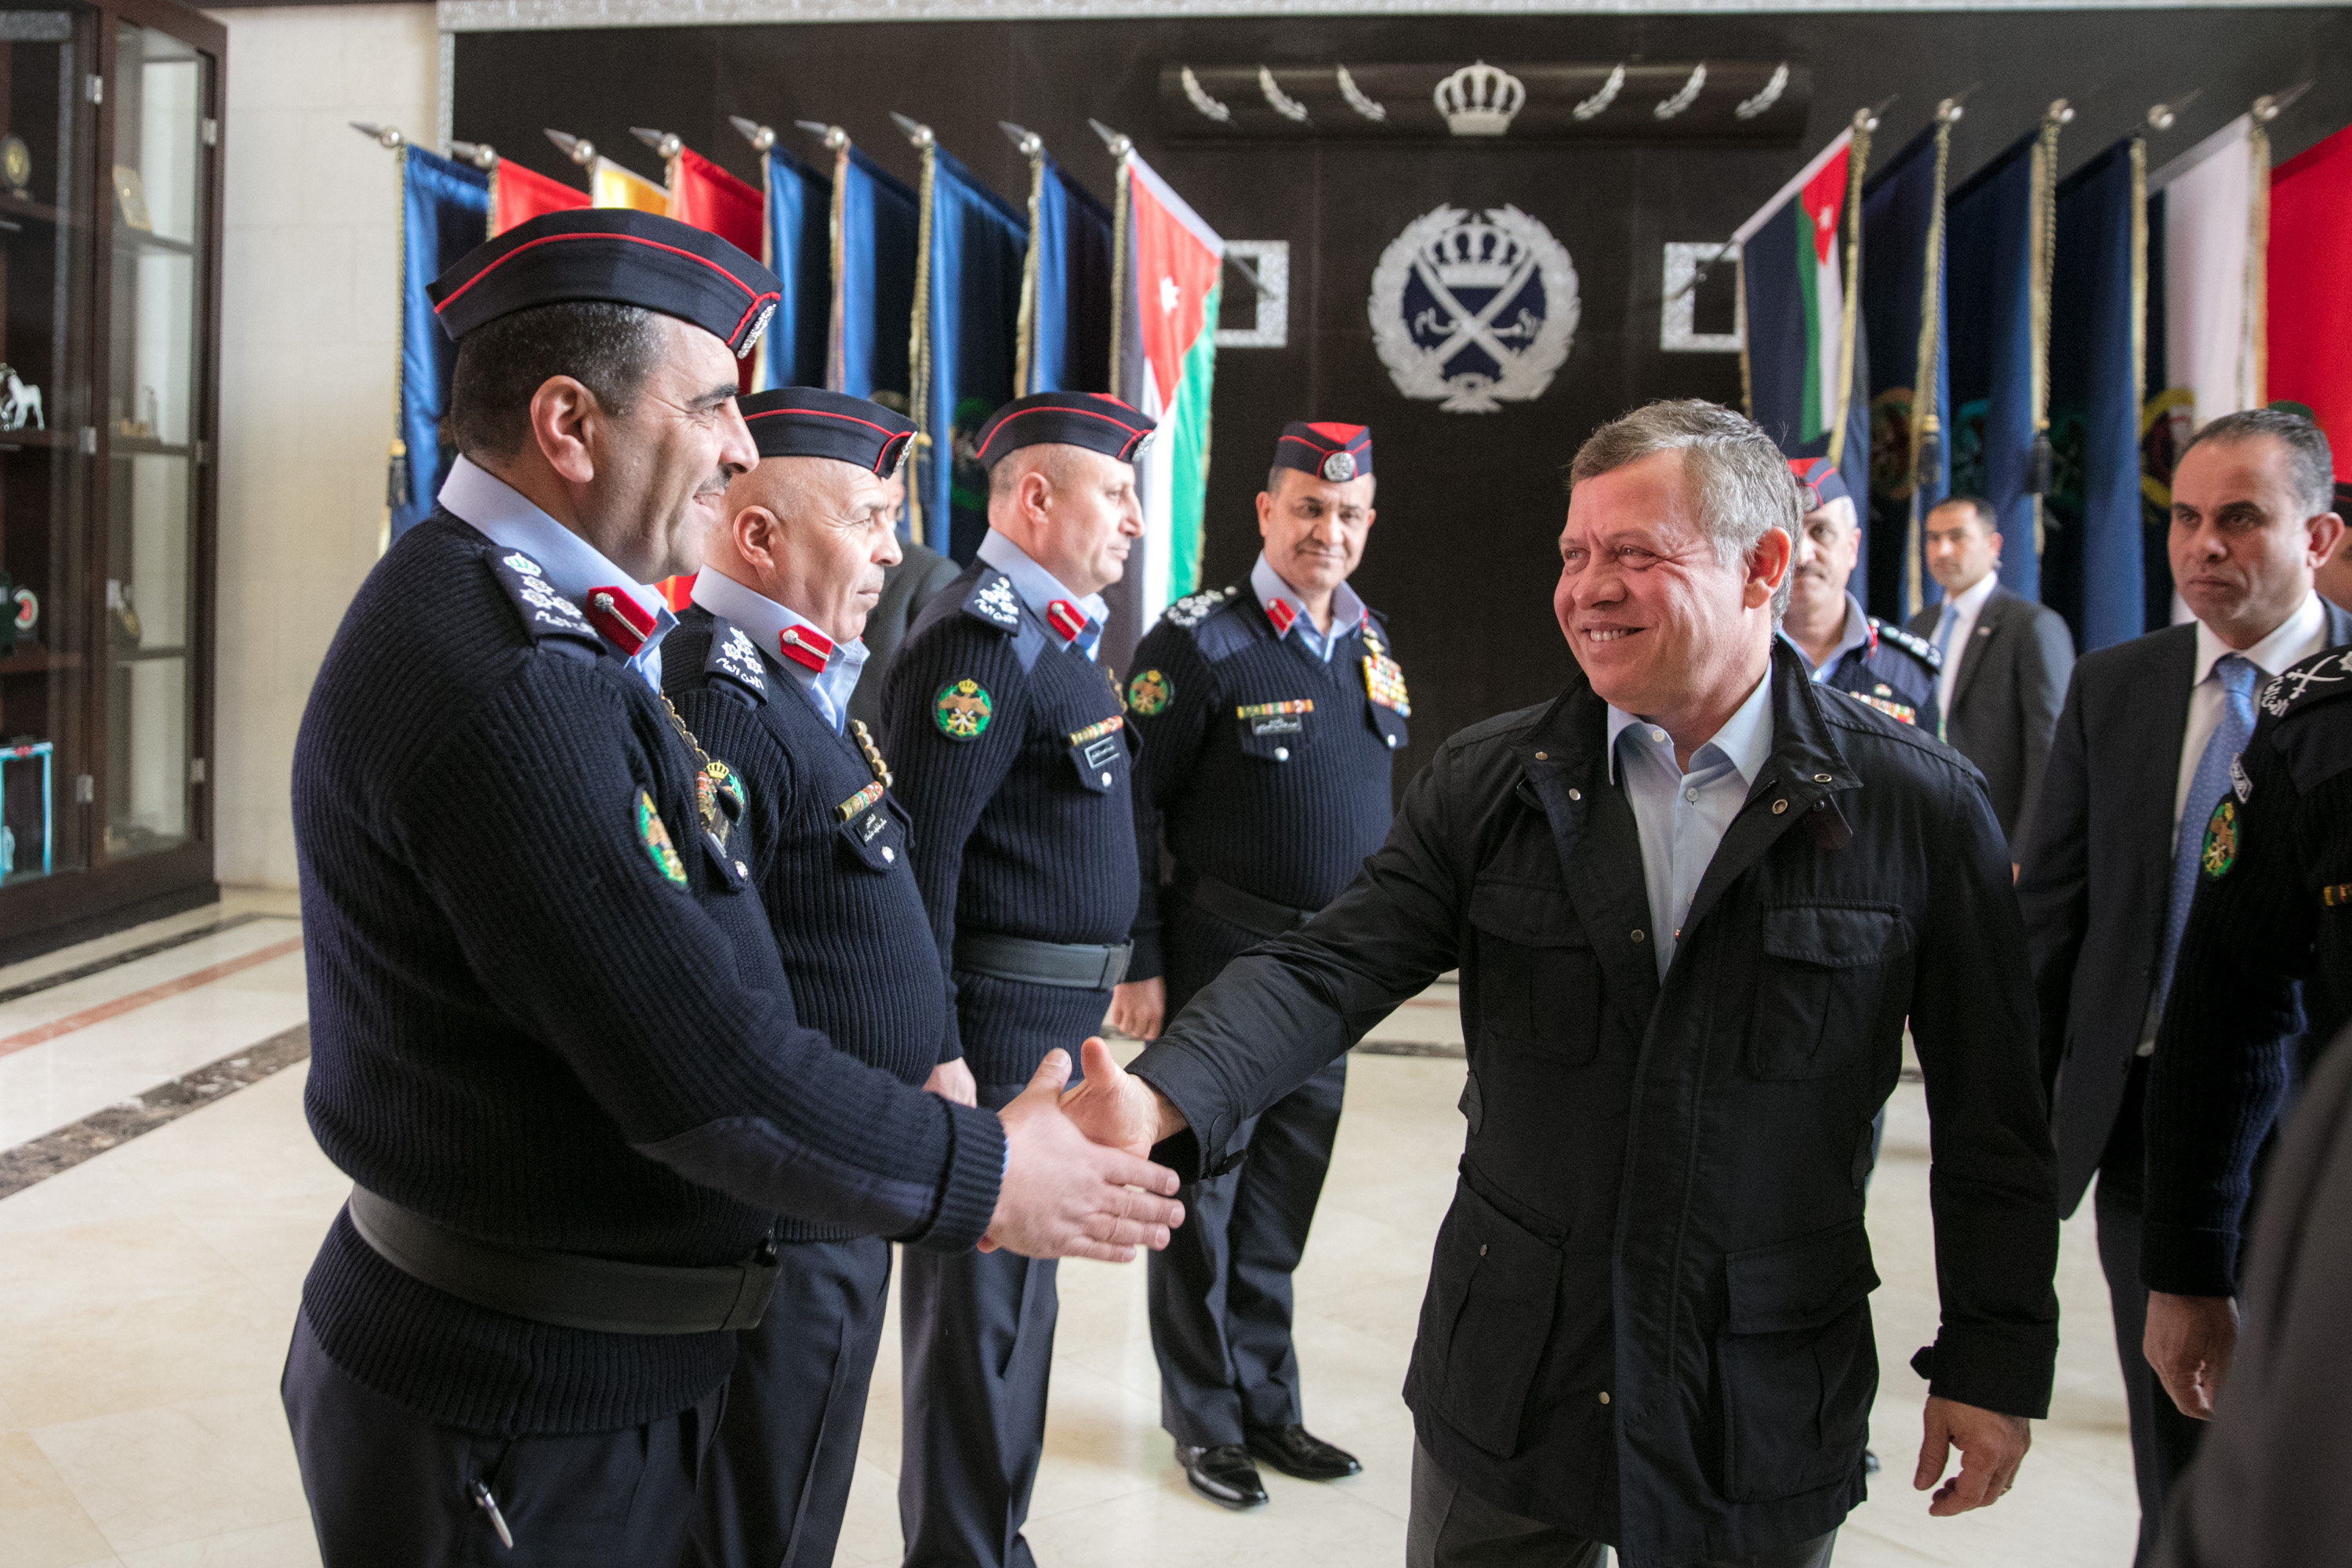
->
<box><xmin>1061</xmin><ymin>398</ymin><xmax>2062</xmax><ymax>1567</ymax></box>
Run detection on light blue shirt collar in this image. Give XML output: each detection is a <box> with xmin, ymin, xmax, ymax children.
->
<box><xmin>689</xmin><ymin>568</ymin><xmax>870</xmax><ymax>735</ymax></box>
<box><xmin>1792</xmin><ymin>593</ymin><xmax>1872</xmax><ymax>683</ymax></box>
<box><xmin>1250</xmin><ymin>552</ymin><xmax>1366</xmax><ymax>662</ymax></box>
<box><xmin>977</xmin><ymin>529</ymin><xmax>1109</xmax><ymax>661</ymax></box>
<box><xmin>440</xmin><ymin>455</ymin><xmax>675</xmax><ymax>693</ymax></box>
<box><xmin>1603</xmin><ymin>664</ymin><xmax>1776</xmax><ymax>786</ymax></box>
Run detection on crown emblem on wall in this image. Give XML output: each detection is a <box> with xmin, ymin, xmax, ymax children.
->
<box><xmin>1420</xmin><ymin>220</ymin><xmax>1526</xmax><ymax>289</ymax></box>
<box><xmin>1434</xmin><ymin>60</ymin><xmax>1526</xmax><ymax>136</ymax></box>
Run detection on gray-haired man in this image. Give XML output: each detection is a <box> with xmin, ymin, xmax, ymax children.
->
<box><xmin>1063</xmin><ymin>400</ymin><xmax>2061</xmax><ymax>1566</ymax></box>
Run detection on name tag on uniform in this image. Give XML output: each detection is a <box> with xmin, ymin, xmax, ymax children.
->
<box><xmin>1238</xmin><ymin>699</ymin><xmax>1312</xmax><ymax>738</ymax></box>
<box><xmin>1067</xmin><ymin>714</ymin><xmax>1127</xmax><ymax>793</ymax></box>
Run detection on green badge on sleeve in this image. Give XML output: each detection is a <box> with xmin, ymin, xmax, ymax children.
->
<box><xmin>1127</xmin><ymin>668</ymin><xmax>1172</xmax><ymax>716</ymax></box>
<box><xmin>634</xmin><ymin>789</ymin><xmax>688</xmax><ymax>888</ymax></box>
<box><xmin>934</xmin><ymin>678</ymin><xmax>993</xmax><ymax>741</ymax></box>
<box><xmin>2199</xmin><ymin>797</ymin><xmax>2239</xmax><ymax>880</ymax></box>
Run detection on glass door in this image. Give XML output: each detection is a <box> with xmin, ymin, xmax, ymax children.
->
<box><xmin>101</xmin><ymin>15</ymin><xmax>206</xmax><ymax>862</ymax></box>
<box><xmin>0</xmin><ymin>6</ymin><xmax>95</xmax><ymax>887</ymax></box>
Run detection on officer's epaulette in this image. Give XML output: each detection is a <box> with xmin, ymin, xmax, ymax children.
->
<box><xmin>1160</xmin><ymin>585</ymin><xmax>1235</xmax><ymax>631</ymax></box>
<box><xmin>485</xmin><ymin>547</ymin><xmax>601</xmax><ymax>656</ymax></box>
<box><xmin>1871</xmin><ymin>617</ymin><xmax>1943</xmax><ymax>670</ymax></box>
<box><xmin>962</xmin><ymin>570</ymin><xmax>1025</xmax><ymax>633</ymax></box>
<box><xmin>2258</xmin><ymin>644</ymin><xmax>2352</xmax><ymax>722</ymax></box>
<box><xmin>1181</xmin><ymin>584</ymin><xmax>1259</xmax><ymax>662</ymax></box>
<box><xmin>704</xmin><ymin>619</ymin><xmax>770</xmax><ymax>704</ymax></box>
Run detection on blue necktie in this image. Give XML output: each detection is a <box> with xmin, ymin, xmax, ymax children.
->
<box><xmin>1933</xmin><ymin>601</ymin><xmax>1959</xmax><ymax>661</ymax></box>
<box><xmin>2154</xmin><ymin>653</ymin><xmax>2259</xmax><ymax>1022</ymax></box>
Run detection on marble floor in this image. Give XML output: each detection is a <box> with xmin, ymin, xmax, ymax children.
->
<box><xmin>0</xmin><ymin>895</ymin><xmax>2139</xmax><ymax>1566</ymax></box>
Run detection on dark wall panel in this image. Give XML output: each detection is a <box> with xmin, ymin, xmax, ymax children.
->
<box><xmin>457</xmin><ymin>8</ymin><xmax>2347</xmax><ymax>771</ymax></box>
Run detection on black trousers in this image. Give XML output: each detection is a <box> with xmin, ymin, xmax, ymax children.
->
<box><xmin>281</xmin><ymin>1307</ymin><xmax>722</xmax><ymax>1567</ymax></box>
<box><xmin>2096</xmin><ymin>1056</ymin><xmax>2207</xmax><ymax>1568</ymax></box>
<box><xmin>1147</xmin><ymin>1054</ymin><xmax>1348</xmax><ymax>1446</ymax></box>
<box><xmin>1406</xmin><ymin>1441</ymin><xmax>1836</xmax><ymax>1568</ymax></box>
<box><xmin>898</xmin><ymin>1079</ymin><xmax>1059</xmax><ymax>1568</ymax></box>
<box><xmin>689</xmin><ymin>1236</ymin><xmax>892</xmax><ymax>1568</ymax></box>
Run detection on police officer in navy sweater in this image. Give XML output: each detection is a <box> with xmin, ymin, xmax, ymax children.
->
<box><xmin>881</xmin><ymin>390</ymin><xmax>1154</xmax><ymax>1568</ymax></box>
<box><xmin>283</xmin><ymin>213</ymin><xmax>1181</xmax><ymax>1568</ymax></box>
<box><xmin>1106</xmin><ymin>421</ymin><xmax>1404</xmax><ymax>1508</ymax></box>
<box><xmin>660</xmin><ymin>387</ymin><xmax>966</xmax><ymax>1568</ymax></box>
<box><xmin>1780</xmin><ymin>456</ymin><xmax>1942</xmax><ymax>731</ymax></box>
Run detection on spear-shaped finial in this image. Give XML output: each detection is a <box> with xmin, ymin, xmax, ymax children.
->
<box><xmin>631</xmin><ymin>126</ymin><xmax>684</xmax><ymax>161</ymax></box>
<box><xmin>890</xmin><ymin>112</ymin><xmax>935</xmax><ymax>151</ymax></box>
<box><xmin>1087</xmin><ymin>118</ymin><xmax>1131</xmax><ymax>158</ymax></box>
<box><xmin>999</xmin><ymin>121</ymin><xmax>1044</xmax><ymax>158</ymax></box>
<box><xmin>544</xmin><ymin>129</ymin><xmax>597</xmax><ymax>166</ymax></box>
<box><xmin>350</xmin><ymin>122</ymin><xmax>405</xmax><ymax>150</ymax></box>
<box><xmin>796</xmin><ymin>120</ymin><xmax>849</xmax><ymax>152</ymax></box>
<box><xmin>449</xmin><ymin>140</ymin><xmax>499</xmax><ymax>170</ymax></box>
<box><xmin>2253</xmin><ymin>80</ymin><xmax>2314</xmax><ymax>124</ymax></box>
<box><xmin>730</xmin><ymin>114</ymin><xmax>777</xmax><ymax>153</ymax></box>
<box><xmin>2046</xmin><ymin>99</ymin><xmax>2076</xmax><ymax>125</ymax></box>
<box><xmin>2146</xmin><ymin>87</ymin><xmax>2201</xmax><ymax>132</ymax></box>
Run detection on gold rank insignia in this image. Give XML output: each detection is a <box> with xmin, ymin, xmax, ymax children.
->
<box><xmin>2200</xmin><ymin>798</ymin><xmax>2239</xmax><ymax>879</ymax></box>
<box><xmin>934</xmin><ymin>678</ymin><xmax>993</xmax><ymax>740</ymax></box>
<box><xmin>1128</xmin><ymin>669</ymin><xmax>1172</xmax><ymax>715</ymax></box>
<box><xmin>633</xmin><ymin>789</ymin><xmax>688</xmax><ymax>889</ymax></box>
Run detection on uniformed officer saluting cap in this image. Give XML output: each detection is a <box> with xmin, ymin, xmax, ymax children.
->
<box><xmin>1274</xmin><ymin>421</ymin><xmax>1374</xmax><ymax>485</ymax></box>
<box><xmin>428</xmin><ymin>206</ymin><xmax>782</xmax><ymax>358</ymax></box>
<box><xmin>740</xmin><ymin>385</ymin><xmax>919</xmax><ymax>473</ymax></box>
<box><xmin>972</xmin><ymin>390</ymin><xmax>1156</xmax><ymax>468</ymax></box>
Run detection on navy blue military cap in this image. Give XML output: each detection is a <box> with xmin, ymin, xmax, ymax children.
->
<box><xmin>1274</xmin><ymin>422</ymin><xmax>1374</xmax><ymax>484</ymax></box>
<box><xmin>741</xmin><ymin>387</ymin><xmax>917</xmax><ymax>477</ymax></box>
<box><xmin>429</xmin><ymin>209</ymin><xmax>782</xmax><ymax>358</ymax></box>
<box><xmin>1790</xmin><ymin>455</ymin><xmax>1851</xmax><ymax>512</ymax></box>
<box><xmin>972</xmin><ymin>393</ymin><xmax>1156</xmax><ymax>470</ymax></box>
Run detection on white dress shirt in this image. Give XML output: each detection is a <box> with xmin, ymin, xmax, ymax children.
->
<box><xmin>438</xmin><ymin>456</ymin><xmax>675</xmax><ymax>694</ymax></box>
<box><xmin>1606</xmin><ymin>669</ymin><xmax>1777</xmax><ymax>980</ymax></box>
<box><xmin>689</xmin><ymin>568</ymin><xmax>870</xmax><ymax>734</ymax></box>
<box><xmin>1930</xmin><ymin>571</ymin><xmax>2001</xmax><ymax>720</ymax></box>
<box><xmin>1250</xmin><ymin>552</ymin><xmax>1367</xmax><ymax>662</ymax></box>
<box><xmin>2172</xmin><ymin>591</ymin><xmax>2330</xmax><ymax>852</ymax></box>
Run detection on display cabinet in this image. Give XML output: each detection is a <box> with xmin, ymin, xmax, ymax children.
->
<box><xmin>0</xmin><ymin>0</ymin><xmax>221</xmax><ymax>960</ymax></box>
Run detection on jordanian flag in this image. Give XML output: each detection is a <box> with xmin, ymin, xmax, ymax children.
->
<box><xmin>1109</xmin><ymin>150</ymin><xmax>1221</xmax><ymax>663</ymax></box>
<box><xmin>1739</xmin><ymin>128</ymin><xmax>1858</xmax><ymax>448</ymax></box>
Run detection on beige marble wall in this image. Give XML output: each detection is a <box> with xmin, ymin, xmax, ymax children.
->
<box><xmin>207</xmin><ymin>5</ymin><xmax>440</xmax><ymax>887</ymax></box>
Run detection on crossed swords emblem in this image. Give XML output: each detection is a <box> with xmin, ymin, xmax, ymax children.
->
<box><xmin>1407</xmin><ymin>244</ymin><xmax>1544</xmax><ymax>374</ymax></box>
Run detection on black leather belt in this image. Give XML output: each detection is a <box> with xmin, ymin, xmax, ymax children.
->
<box><xmin>346</xmin><ymin>1186</ymin><xmax>779</xmax><ymax>1336</ymax></box>
<box><xmin>1178</xmin><ymin>872</ymin><xmax>1319</xmax><ymax>940</ymax></box>
<box><xmin>954</xmin><ymin>931</ymin><xmax>1131</xmax><ymax>989</ymax></box>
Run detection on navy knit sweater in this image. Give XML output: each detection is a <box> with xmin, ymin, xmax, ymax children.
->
<box><xmin>292</xmin><ymin>511</ymin><xmax>1003</xmax><ymax>1435</ymax></box>
<box><xmin>880</xmin><ymin>561</ymin><xmax>1138</xmax><ymax>1087</ymax></box>
<box><xmin>664</xmin><ymin>605</ymin><xmax>954</xmax><ymax>1241</ymax></box>
<box><xmin>1125</xmin><ymin>584</ymin><xmax>1406</xmax><ymax>997</ymax></box>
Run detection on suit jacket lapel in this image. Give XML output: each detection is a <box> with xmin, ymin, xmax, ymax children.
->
<box><xmin>1948</xmin><ymin>586</ymin><xmax>2009</xmax><ymax>712</ymax></box>
<box><xmin>2131</xmin><ymin>626</ymin><xmax>2199</xmax><ymax>887</ymax></box>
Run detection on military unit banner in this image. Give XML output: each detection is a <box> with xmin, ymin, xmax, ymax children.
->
<box><xmin>391</xmin><ymin>147</ymin><xmax>489</xmax><ymax>543</ymax></box>
<box><xmin>1017</xmin><ymin>151</ymin><xmax>1114</xmax><ymax>398</ymax></box>
<box><xmin>910</xmin><ymin>141</ymin><xmax>1028</xmax><ymax>560</ymax></box>
<box><xmin>488</xmin><ymin>157</ymin><xmax>586</xmax><ymax>238</ymax></box>
<box><xmin>1860</xmin><ymin>118</ymin><xmax>1953</xmax><ymax>624</ymax></box>
<box><xmin>758</xmin><ymin>143</ymin><xmax>833</xmax><ymax>393</ymax></box>
<box><xmin>2269</xmin><ymin>122</ymin><xmax>2352</xmax><ymax>482</ymax></box>
<box><xmin>826</xmin><ymin>142</ymin><xmax>920</xmax><ymax>412</ymax></box>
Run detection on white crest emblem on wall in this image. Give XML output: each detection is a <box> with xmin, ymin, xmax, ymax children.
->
<box><xmin>1368</xmin><ymin>204</ymin><xmax>1578</xmax><ymax>415</ymax></box>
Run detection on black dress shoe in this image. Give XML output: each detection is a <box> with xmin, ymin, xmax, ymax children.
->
<box><xmin>1245</xmin><ymin>1425</ymin><xmax>1363</xmax><ymax>1482</ymax></box>
<box><xmin>1176</xmin><ymin>1443</ymin><xmax>1269</xmax><ymax>1509</ymax></box>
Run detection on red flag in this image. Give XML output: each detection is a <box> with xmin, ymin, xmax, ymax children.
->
<box><xmin>490</xmin><ymin>160</ymin><xmax>588</xmax><ymax>238</ymax></box>
<box><xmin>2270</xmin><ymin>123</ymin><xmax>2352</xmax><ymax>480</ymax></box>
<box><xmin>668</xmin><ymin>147</ymin><xmax>763</xmax><ymax>256</ymax></box>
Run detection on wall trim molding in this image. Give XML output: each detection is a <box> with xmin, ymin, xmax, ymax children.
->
<box><xmin>437</xmin><ymin>0</ymin><xmax>2339</xmax><ymax>35</ymax></box>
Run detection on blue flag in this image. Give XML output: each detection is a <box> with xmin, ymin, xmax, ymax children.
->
<box><xmin>394</xmin><ymin>147</ymin><xmax>488</xmax><ymax>539</ymax></box>
<box><xmin>1947</xmin><ymin>121</ymin><xmax>2060</xmax><ymax>600</ymax></box>
<box><xmin>1019</xmin><ymin>154</ymin><xmax>1113</xmax><ymax>395</ymax></box>
<box><xmin>912</xmin><ymin>145</ymin><xmax>1027</xmax><ymax>562</ymax></box>
<box><xmin>1861</xmin><ymin>121</ymin><xmax>1953</xmax><ymax>622</ymax></box>
<box><xmin>2045</xmin><ymin>136</ymin><xmax>2148</xmax><ymax>652</ymax></box>
<box><xmin>758</xmin><ymin>144</ymin><xmax>831</xmax><ymax>391</ymax></box>
<box><xmin>827</xmin><ymin>144</ymin><xmax>919</xmax><ymax>409</ymax></box>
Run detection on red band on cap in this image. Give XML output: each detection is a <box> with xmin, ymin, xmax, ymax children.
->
<box><xmin>975</xmin><ymin>405</ymin><xmax>1152</xmax><ymax>466</ymax></box>
<box><xmin>435</xmin><ymin>230</ymin><xmax>770</xmax><ymax>345</ymax></box>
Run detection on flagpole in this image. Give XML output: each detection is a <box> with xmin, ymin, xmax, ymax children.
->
<box><xmin>2026</xmin><ymin>100</ymin><xmax>2074</xmax><ymax>564</ymax></box>
<box><xmin>731</xmin><ymin>118</ymin><xmax>779</xmax><ymax>389</ymax></box>
<box><xmin>800</xmin><ymin>122</ymin><xmax>852</xmax><ymax>396</ymax></box>
<box><xmin>1907</xmin><ymin>98</ymin><xmax>1962</xmax><ymax>620</ymax></box>
<box><xmin>353</xmin><ymin>124</ymin><xmax>412</xmax><ymax>557</ymax></box>
<box><xmin>1092</xmin><ymin>119</ymin><xmax>1134</xmax><ymax>397</ymax></box>
<box><xmin>1004</xmin><ymin>122</ymin><xmax>1047</xmax><ymax>397</ymax></box>
<box><xmin>895</xmin><ymin>113</ymin><xmax>938</xmax><ymax>552</ymax></box>
<box><xmin>2244</xmin><ymin>88</ymin><xmax>2305</xmax><ymax>405</ymax></box>
<box><xmin>1828</xmin><ymin>107</ymin><xmax>1876</xmax><ymax>468</ymax></box>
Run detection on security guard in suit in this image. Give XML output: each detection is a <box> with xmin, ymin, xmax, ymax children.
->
<box><xmin>1782</xmin><ymin>457</ymin><xmax>1941</xmax><ymax>731</ymax></box>
<box><xmin>1108</xmin><ymin>421</ymin><xmax>1403</xmax><ymax>1508</ymax></box>
<box><xmin>881</xmin><ymin>390</ymin><xmax>1156</xmax><ymax>1568</ymax></box>
<box><xmin>660</xmin><ymin>388</ymin><xmax>954</xmax><ymax>1568</ymax></box>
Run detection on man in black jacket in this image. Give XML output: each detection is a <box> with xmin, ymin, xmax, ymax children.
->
<box><xmin>283</xmin><ymin>215</ymin><xmax>1181</xmax><ymax>1568</ymax></box>
<box><xmin>1068</xmin><ymin>399</ymin><xmax>2058</xmax><ymax>1567</ymax></box>
<box><xmin>1906</xmin><ymin>495</ymin><xmax>2075</xmax><ymax>860</ymax></box>
<box><xmin>2017</xmin><ymin>406</ymin><xmax>2352</xmax><ymax>1565</ymax></box>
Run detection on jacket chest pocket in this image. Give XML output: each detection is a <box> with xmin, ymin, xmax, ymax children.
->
<box><xmin>1412</xmin><ymin>1178</ymin><xmax>1563</xmax><ymax>1458</ymax></box>
<box><xmin>1366</xmin><ymin>700</ymin><xmax>1408</xmax><ymax>753</ymax></box>
<box><xmin>1747</xmin><ymin>903</ymin><xmax>1911</xmax><ymax>1081</ymax></box>
<box><xmin>1467</xmin><ymin>877</ymin><xmax>1602</xmax><ymax>1066</ymax></box>
<box><xmin>835</xmin><ymin>796</ymin><xmax>908</xmax><ymax>873</ymax></box>
<box><xmin>1065</xmin><ymin>717</ymin><xmax>1128</xmax><ymax>793</ymax></box>
<box><xmin>1234</xmin><ymin>702</ymin><xmax>1313</xmax><ymax>764</ymax></box>
<box><xmin>1715</xmin><ymin>1219</ymin><xmax>1880</xmax><ymax>1501</ymax></box>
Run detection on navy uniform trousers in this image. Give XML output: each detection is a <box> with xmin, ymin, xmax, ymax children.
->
<box><xmin>1147</xmin><ymin>895</ymin><xmax>1346</xmax><ymax>1447</ymax></box>
<box><xmin>690</xmin><ymin>1236</ymin><xmax>893</xmax><ymax>1568</ymax></box>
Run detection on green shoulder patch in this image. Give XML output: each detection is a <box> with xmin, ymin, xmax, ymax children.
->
<box><xmin>634</xmin><ymin>789</ymin><xmax>688</xmax><ymax>888</ymax></box>
<box><xmin>1128</xmin><ymin>668</ymin><xmax>1172</xmax><ymax>716</ymax></box>
<box><xmin>2200</xmin><ymin>797</ymin><xmax>2240</xmax><ymax>880</ymax></box>
<box><xmin>934</xmin><ymin>678</ymin><xmax>993</xmax><ymax>741</ymax></box>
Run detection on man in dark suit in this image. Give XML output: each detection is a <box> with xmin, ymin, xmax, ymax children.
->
<box><xmin>1907</xmin><ymin>495</ymin><xmax>2076</xmax><ymax>860</ymax></box>
<box><xmin>845</xmin><ymin>481</ymin><xmax>964</xmax><ymax>733</ymax></box>
<box><xmin>2016</xmin><ymin>406</ymin><xmax>2352</xmax><ymax>1567</ymax></box>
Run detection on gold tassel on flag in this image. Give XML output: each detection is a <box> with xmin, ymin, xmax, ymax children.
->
<box><xmin>804</xmin><ymin>121</ymin><xmax>853</xmax><ymax>395</ymax></box>
<box><xmin>1004</xmin><ymin>122</ymin><xmax>1047</xmax><ymax>397</ymax></box>
<box><xmin>898</xmin><ymin>113</ymin><xmax>939</xmax><ymax>552</ymax></box>
<box><xmin>1906</xmin><ymin>100</ymin><xmax>1961</xmax><ymax>618</ymax></box>
<box><xmin>2024</xmin><ymin>99</ymin><xmax>2072</xmax><ymax>561</ymax></box>
<box><xmin>1096</xmin><ymin>118</ymin><xmax>1134</xmax><ymax>396</ymax></box>
<box><xmin>1827</xmin><ymin>106</ymin><xmax>1875</xmax><ymax>466</ymax></box>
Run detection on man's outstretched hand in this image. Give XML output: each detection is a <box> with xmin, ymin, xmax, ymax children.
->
<box><xmin>983</xmin><ymin>1047</ymin><xmax>1184</xmax><ymax>1263</ymax></box>
<box><xmin>1914</xmin><ymin>1396</ymin><xmax>2031</xmax><ymax>1516</ymax></box>
<box><xmin>1059</xmin><ymin>1036</ymin><xmax>1186</xmax><ymax>1158</ymax></box>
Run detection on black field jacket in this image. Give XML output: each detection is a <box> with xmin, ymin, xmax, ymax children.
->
<box><xmin>1130</xmin><ymin>641</ymin><xmax>2059</xmax><ymax>1566</ymax></box>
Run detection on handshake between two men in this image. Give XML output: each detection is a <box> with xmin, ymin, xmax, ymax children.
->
<box><xmin>977</xmin><ymin>1036</ymin><xmax>1189</xmax><ymax>1261</ymax></box>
